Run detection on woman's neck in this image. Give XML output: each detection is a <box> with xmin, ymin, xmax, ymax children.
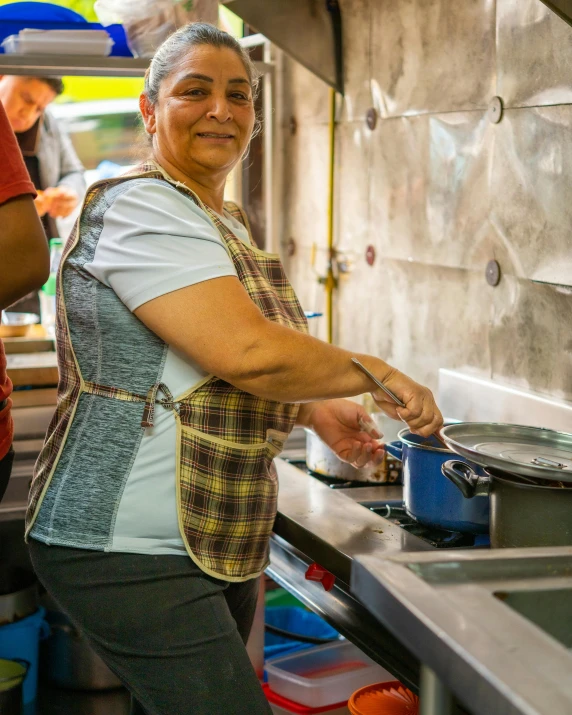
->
<box><xmin>151</xmin><ymin>153</ymin><xmax>226</xmax><ymax>214</ymax></box>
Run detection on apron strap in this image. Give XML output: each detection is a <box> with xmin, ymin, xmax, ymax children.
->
<box><xmin>83</xmin><ymin>380</ymin><xmax>176</xmax><ymax>428</ymax></box>
<box><xmin>141</xmin><ymin>382</ymin><xmax>176</xmax><ymax>428</ymax></box>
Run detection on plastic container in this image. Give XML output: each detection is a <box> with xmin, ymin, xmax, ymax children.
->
<box><xmin>266</xmin><ymin>640</ymin><xmax>395</xmax><ymax>709</ymax></box>
<box><xmin>40</xmin><ymin>238</ymin><xmax>63</xmax><ymax>339</ymax></box>
<box><xmin>0</xmin><ymin>607</ymin><xmax>49</xmax><ymax>706</ymax></box>
<box><xmin>2</xmin><ymin>29</ymin><xmax>113</xmax><ymax>56</ymax></box>
<box><xmin>265</xmin><ymin>588</ymin><xmax>304</xmax><ymax>610</ymax></box>
<box><xmin>265</xmin><ymin>607</ymin><xmax>339</xmax><ymax>662</ymax></box>
<box><xmin>264</xmin><ymin>684</ymin><xmax>350</xmax><ymax>714</ymax></box>
<box><xmin>0</xmin><ymin>2</ymin><xmax>131</xmax><ymax>57</ymax></box>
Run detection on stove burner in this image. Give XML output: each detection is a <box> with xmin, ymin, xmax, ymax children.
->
<box><xmin>369</xmin><ymin>502</ymin><xmax>490</xmax><ymax>549</ymax></box>
<box><xmin>285</xmin><ymin>460</ymin><xmax>400</xmax><ymax>489</ymax></box>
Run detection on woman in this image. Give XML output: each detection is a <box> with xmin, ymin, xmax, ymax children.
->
<box><xmin>26</xmin><ymin>23</ymin><xmax>442</xmax><ymax>715</ymax></box>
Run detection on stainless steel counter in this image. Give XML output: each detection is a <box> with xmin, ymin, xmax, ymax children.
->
<box><xmin>270</xmin><ymin>458</ymin><xmax>439</xmax><ymax>694</ymax></box>
<box><xmin>273</xmin><ymin>458</ymin><xmax>431</xmax><ymax>584</ymax></box>
<box><xmin>352</xmin><ymin>548</ymin><xmax>572</xmax><ymax>715</ymax></box>
<box><xmin>273</xmin><ymin>458</ymin><xmax>572</xmax><ymax>715</ymax></box>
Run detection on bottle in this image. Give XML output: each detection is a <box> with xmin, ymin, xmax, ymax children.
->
<box><xmin>40</xmin><ymin>238</ymin><xmax>64</xmax><ymax>339</ymax></box>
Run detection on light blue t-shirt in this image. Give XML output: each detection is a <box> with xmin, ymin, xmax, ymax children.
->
<box><xmin>85</xmin><ymin>181</ymin><xmax>250</xmax><ymax>555</ymax></box>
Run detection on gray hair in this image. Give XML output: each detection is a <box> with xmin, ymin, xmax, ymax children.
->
<box><xmin>144</xmin><ymin>22</ymin><xmax>260</xmax><ymax>105</ymax></box>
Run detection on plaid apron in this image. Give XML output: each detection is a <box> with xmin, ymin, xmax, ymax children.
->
<box><xmin>26</xmin><ymin>163</ymin><xmax>308</xmax><ymax>581</ymax></box>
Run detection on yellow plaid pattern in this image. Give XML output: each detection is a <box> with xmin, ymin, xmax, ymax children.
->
<box><xmin>27</xmin><ymin>163</ymin><xmax>308</xmax><ymax>581</ymax></box>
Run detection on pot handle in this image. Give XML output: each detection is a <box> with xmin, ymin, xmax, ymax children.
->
<box><xmin>384</xmin><ymin>440</ymin><xmax>403</xmax><ymax>462</ymax></box>
<box><xmin>441</xmin><ymin>460</ymin><xmax>488</xmax><ymax>499</ymax></box>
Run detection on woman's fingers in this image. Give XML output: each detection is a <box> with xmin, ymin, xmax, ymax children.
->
<box><xmin>372</xmin><ymin>372</ymin><xmax>443</xmax><ymax>436</ymax></box>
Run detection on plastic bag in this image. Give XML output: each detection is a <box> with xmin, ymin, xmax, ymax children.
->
<box><xmin>94</xmin><ymin>0</ymin><xmax>218</xmax><ymax>58</ymax></box>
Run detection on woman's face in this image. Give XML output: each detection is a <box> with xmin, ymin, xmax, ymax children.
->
<box><xmin>141</xmin><ymin>45</ymin><xmax>255</xmax><ymax>180</ymax></box>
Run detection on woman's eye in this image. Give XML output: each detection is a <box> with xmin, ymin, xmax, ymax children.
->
<box><xmin>186</xmin><ymin>88</ymin><xmax>206</xmax><ymax>96</ymax></box>
<box><xmin>231</xmin><ymin>93</ymin><xmax>249</xmax><ymax>101</ymax></box>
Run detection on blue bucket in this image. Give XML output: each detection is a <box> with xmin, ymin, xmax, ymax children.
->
<box><xmin>264</xmin><ymin>606</ymin><xmax>338</xmax><ymax>662</ymax></box>
<box><xmin>0</xmin><ymin>607</ymin><xmax>49</xmax><ymax>705</ymax></box>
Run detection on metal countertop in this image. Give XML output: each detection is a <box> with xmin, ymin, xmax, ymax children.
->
<box><xmin>352</xmin><ymin>547</ymin><xmax>572</xmax><ymax>715</ymax></box>
<box><xmin>273</xmin><ymin>458</ymin><xmax>431</xmax><ymax>584</ymax></box>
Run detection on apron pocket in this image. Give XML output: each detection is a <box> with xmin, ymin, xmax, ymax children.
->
<box><xmin>177</xmin><ymin>425</ymin><xmax>288</xmax><ymax>579</ymax></box>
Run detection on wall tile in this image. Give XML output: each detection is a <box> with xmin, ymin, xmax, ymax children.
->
<box><xmin>336</xmin><ymin>260</ymin><xmax>494</xmax><ymax>392</ymax></box>
<box><xmin>370</xmin><ymin>0</ymin><xmax>496</xmax><ymax>117</ymax></box>
<box><xmin>281</xmin><ymin>56</ymin><xmax>331</xmax><ymax>126</ymax></box>
<box><xmin>497</xmin><ymin>0</ymin><xmax>572</xmax><ymax>108</ymax></box>
<box><xmin>490</xmin><ymin>105</ymin><xmax>572</xmax><ymax>286</ymax></box>
<box><xmin>368</xmin><ymin>111</ymin><xmax>492</xmax><ymax>270</ymax></box>
<box><xmin>339</xmin><ymin>0</ymin><xmax>373</xmax><ymax>123</ymax></box>
<box><xmin>490</xmin><ymin>277</ymin><xmax>572</xmax><ymax>401</ymax></box>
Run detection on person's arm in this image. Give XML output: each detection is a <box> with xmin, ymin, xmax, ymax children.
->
<box><xmin>0</xmin><ymin>195</ymin><xmax>50</xmax><ymax>310</ymax></box>
<box><xmin>42</xmin><ymin>114</ymin><xmax>86</xmax><ymax>219</ymax></box>
<box><xmin>135</xmin><ymin>276</ymin><xmax>442</xmax><ymax>437</ymax></box>
<box><xmin>90</xmin><ymin>180</ymin><xmax>440</xmax><ymax>438</ymax></box>
<box><xmin>0</xmin><ymin>102</ymin><xmax>49</xmax><ymax>310</ymax></box>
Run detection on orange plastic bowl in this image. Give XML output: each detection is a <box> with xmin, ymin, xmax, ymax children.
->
<box><xmin>348</xmin><ymin>681</ymin><xmax>419</xmax><ymax>715</ymax></box>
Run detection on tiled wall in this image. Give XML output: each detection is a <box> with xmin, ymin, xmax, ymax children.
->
<box><xmin>279</xmin><ymin>0</ymin><xmax>572</xmax><ymax>403</ymax></box>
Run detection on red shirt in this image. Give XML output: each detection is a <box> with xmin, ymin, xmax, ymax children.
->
<box><xmin>0</xmin><ymin>100</ymin><xmax>37</xmax><ymax>460</ymax></box>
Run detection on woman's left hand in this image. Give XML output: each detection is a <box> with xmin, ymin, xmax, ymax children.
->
<box><xmin>300</xmin><ymin>399</ymin><xmax>384</xmax><ymax>468</ymax></box>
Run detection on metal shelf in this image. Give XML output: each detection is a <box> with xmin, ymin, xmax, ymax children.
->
<box><xmin>0</xmin><ymin>54</ymin><xmax>150</xmax><ymax>77</ymax></box>
<box><xmin>0</xmin><ymin>53</ymin><xmax>272</xmax><ymax>78</ymax></box>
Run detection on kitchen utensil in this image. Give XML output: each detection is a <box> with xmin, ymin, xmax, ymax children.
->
<box><xmin>305</xmin><ymin>430</ymin><xmax>397</xmax><ymax>483</ymax></box>
<box><xmin>0</xmin><ymin>566</ymin><xmax>38</xmax><ymax>627</ymax></box>
<box><xmin>442</xmin><ymin>460</ymin><xmax>572</xmax><ymax>547</ymax></box>
<box><xmin>385</xmin><ymin>428</ymin><xmax>489</xmax><ymax>533</ymax></box>
<box><xmin>351</xmin><ymin>358</ymin><xmax>405</xmax><ymax>407</ymax></box>
<box><xmin>0</xmin><ymin>314</ymin><xmax>39</xmax><ymax>339</ymax></box>
<box><xmin>0</xmin><ymin>658</ymin><xmax>27</xmax><ymax>715</ymax></box>
<box><xmin>351</xmin><ymin>358</ymin><xmax>447</xmax><ymax>448</ymax></box>
<box><xmin>441</xmin><ymin>423</ymin><xmax>572</xmax><ymax>483</ymax></box>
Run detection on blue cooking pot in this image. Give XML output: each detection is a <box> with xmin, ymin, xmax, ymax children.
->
<box><xmin>385</xmin><ymin>428</ymin><xmax>489</xmax><ymax>533</ymax></box>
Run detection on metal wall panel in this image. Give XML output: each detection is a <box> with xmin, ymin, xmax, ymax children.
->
<box><xmin>279</xmin><ymin>0</ymin><xmax>572</xmax><ymax>401</ymax></box>
<box><xmin>497</xmin><ymin>0</ymin><xmax>572</xmax><ymax>107</ymax></box>
<box><xmin>336</xmin><ymin>260</ymin><xmax>494</xmax><ymax>391</ymax></box>
<box><xmin>370</xmin><ymin>0</ymin><xmax>496</xmax><ymax>117</ymax></box>
<box><xmin>367</xmin><ymin>112</ymin><xmax>491</xmax><ymax>270</ymax></box>
<box><xmin>489</xmin><ymin>277</ymin><xmax>572</xmax><ymax>401</ymax></box>
<box><xmin>490</xmin><ymin>105</ymin><xmax>572</xmax><ymax>285</ymax></box>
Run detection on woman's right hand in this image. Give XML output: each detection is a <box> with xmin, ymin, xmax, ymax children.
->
<box><xmin>371</xmin><ymin>368</ymin><xmax>443</xmax><ymax>437</ymax></box>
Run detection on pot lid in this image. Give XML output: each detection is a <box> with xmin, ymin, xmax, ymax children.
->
<box><xmin>441</xmin><ymin>423</ymin><xmax>572</xmax><ymax>482</ymax></box>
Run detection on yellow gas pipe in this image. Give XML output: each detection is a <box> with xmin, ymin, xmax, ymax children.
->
<box><xmin>325</xmin><ymin>87</ymin><xmax>337</xmax><ymax>344</ymax></box>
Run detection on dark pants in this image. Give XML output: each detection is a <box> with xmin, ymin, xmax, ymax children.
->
<box><xmin>29</xmin><ymin>540</ymin><xmax>272</xmax><ymax>715</ymax></box>
<box><xmin>0</xmin><ymin>446</ymin><xmax>14</xmax><ymax>504</ymax></box>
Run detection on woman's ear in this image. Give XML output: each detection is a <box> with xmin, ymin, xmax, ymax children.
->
<box><xmin>139</xmin><ymin>93</ymin><xmax>156</xmax><ymax>135</ymax></box>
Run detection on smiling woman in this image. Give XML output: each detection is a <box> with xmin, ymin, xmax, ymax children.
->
<box><xmin>139</xmin><ymin>34</ymin><xmax>257</xmax><ymax>210</ymax></box>
<box><xmin>25</xmin><ymin>21</ymin><xmax>442</xmax><ymax>715</ymax></box>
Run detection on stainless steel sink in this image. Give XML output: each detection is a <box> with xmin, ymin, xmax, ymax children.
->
<box><xmin>494</xmin><ymin>587</ymin><xmax>572</xmax><ymax>650</ymax></box>
<box><xmin>352</xmin><ymin>547</ymin><xmax>572</xmax><ymax>715</ymax></box>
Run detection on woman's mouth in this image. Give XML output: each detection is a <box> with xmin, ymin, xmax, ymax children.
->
<box><xmin>196</xmin><ymin>132</ymin><xmax>234</xmax><ymax>141</ymax></box>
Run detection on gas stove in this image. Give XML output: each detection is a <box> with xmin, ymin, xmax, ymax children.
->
<box><xmin>366</xmin><ymin>500</ymin><xmax>490</xmax><ymax>549</ymax></box>
<box><xmin>283</xmin><ymin>457</ymin><xmax>401</xmax><ymax>489</ymax></box>
<box><xmin>282</xmin><ymin>456</ymin><xmax>489</xmax><ymax>550</ymax></box>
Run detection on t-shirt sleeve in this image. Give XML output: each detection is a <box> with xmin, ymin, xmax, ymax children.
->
<box><xmin>85</xmin><ymin>181</ymin><xmax>238</xmax><ymax>311</ymax></box>
<box><xmin>0</xmin><ymin>101</ymin><xmax>36</xmax><ymax>205</ymax></box>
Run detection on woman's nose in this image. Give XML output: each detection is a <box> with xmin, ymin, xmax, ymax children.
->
<box><xmin>206</xmin><ymin>96</ymin><xmax>232</xmax><ymax>122</ymax></box>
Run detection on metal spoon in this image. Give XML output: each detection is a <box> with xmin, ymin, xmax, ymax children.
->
<box><xmin>351</xmin><ymin>358</ymin><xmax>405</xmax><ymax>408</ymax></box>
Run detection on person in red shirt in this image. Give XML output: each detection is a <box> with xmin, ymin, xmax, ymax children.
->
<box><xmin>0</xmin><ymin>98</ymin><xmax>49</xmax><ymax>502</ymax></box>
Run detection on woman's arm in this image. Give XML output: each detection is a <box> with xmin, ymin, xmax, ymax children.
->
<box><xmin>0</xmin><ymin>195</ymin><xmax>50</xmax><ymax>311</ymax></box>
<box><xmin>135</xmin><ymin>275</ymin><xmax>442</xmax><ymax>436</ymax></box>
